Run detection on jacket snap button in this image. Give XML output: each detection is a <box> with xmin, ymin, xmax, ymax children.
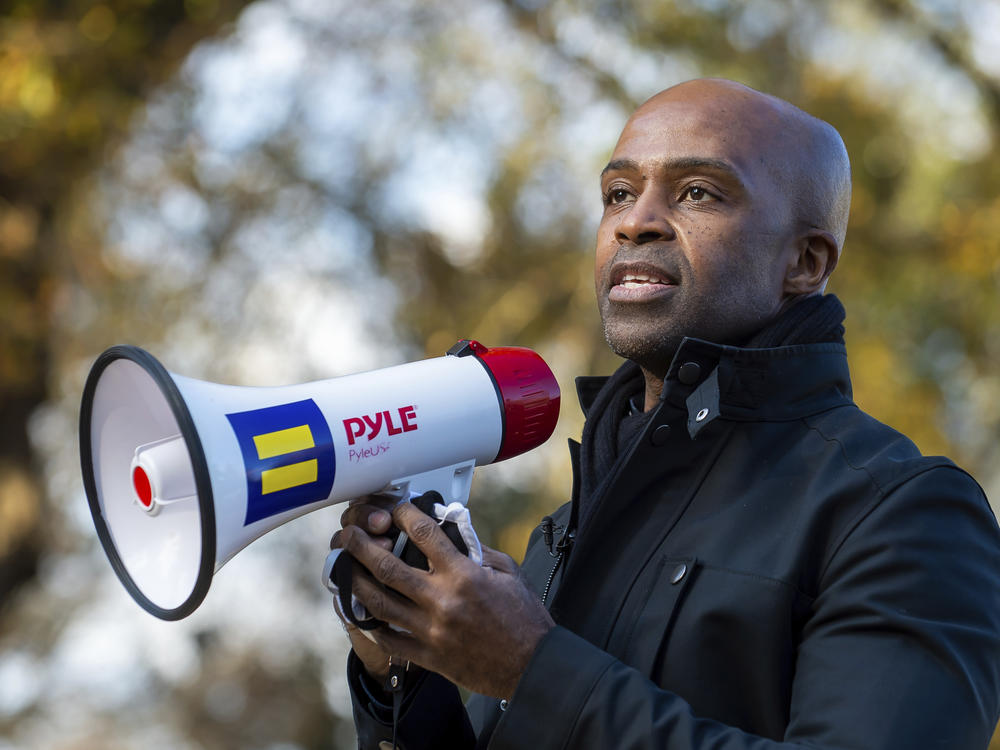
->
<box><xmin>678</xmin><ymin>362</ymin><xmax>702</xmax><ymax>385</ymax></box>
<box><xmin>650</xmin><ymin>424</ymin><xmax>671</xmax><ymax>446</ymax></box>
<box><xmin>695</xmin><ymin>407</ymin><xmax>709</xmax><ymax>422</ymax></box>
<box><xmin>671</xmin><ymin>563</ymin><xmax>687</xmax><ymax>584</ymax></box>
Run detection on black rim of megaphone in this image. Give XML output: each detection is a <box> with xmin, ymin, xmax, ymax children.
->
<box><xmin>80</xmin><ymin>345</ymin><xmax>216</xmax><ymax>621</ymax></box>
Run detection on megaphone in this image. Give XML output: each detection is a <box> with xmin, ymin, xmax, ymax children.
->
<box><xmin>80</xmin><ymin>339</ymin><xmax>560</xmax><ymax>621</ymax></box>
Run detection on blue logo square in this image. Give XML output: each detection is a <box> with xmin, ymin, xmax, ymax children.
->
<box><xmin>226</xmin><ymin>399</ymin><xmax>336</xmax><ymax>525</ymax></box>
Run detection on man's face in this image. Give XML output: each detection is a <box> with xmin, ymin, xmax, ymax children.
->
<box><xmin>595</xmin><ymin>89</ymin><xmax>798</xmax><ymax>375</ymax></box>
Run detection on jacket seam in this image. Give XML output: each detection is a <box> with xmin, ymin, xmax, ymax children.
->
<box><xmin>696</xmin><ymin>563</ymin><xmax>817</xmax><ymax>605</ymax></box>
<box><xmin>800</xmin><ymin>417</ymin><xmax>892</xmax><ymax>587</ymax></box>
<box><xmin>801</xmin><ymin>415</ymin><xmax>888</xmax><ymax>493</ymax></box>
<box><xmin>803</xmin><ymin>418</ymin><xmax>961</xmax><ymax>584</ymax></box>
<box><xmin>619</xmin><ymin>555</ymin><xmax>671</xmax><ymax>656</ymax></box>
<box><xmin>827</xmin><ymin>463</ymin><xmax>967</xmax><ymax>553</ymax></box>
<box><xmin>716</xmin><ymin>401</ymin><xmax>852</xmax><ymax>424</ymax></box>
<box><xmin>558</xmin><ymin>657</ymin><xmax>618</xmax><ymax>750</ymax></box>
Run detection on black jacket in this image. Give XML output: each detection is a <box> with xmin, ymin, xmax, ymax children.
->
<box><xmin>350</xmin><ymin>338</ymin><xmax>1000</xmax><ymax>749</ymax></box>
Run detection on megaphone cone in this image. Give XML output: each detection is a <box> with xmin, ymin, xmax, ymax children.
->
<box><xmin>80</xmin><ymin>341</ymin><xmax>559</xmax><ymax>620</ymax></box>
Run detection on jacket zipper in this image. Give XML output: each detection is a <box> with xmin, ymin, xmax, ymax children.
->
<box><xmin>541</xmin><ymin>528</ymin><xmax>574</xmax><ymax>606</ymax></box>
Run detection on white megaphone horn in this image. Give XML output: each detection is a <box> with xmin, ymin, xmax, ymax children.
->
<box><xmin>80</xmin><ymin>340</ymin><xmax>560</xmax><ymax>621</ymax></box>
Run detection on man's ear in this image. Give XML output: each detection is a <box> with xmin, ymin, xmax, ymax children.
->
<box><xmin>783</xmin><ymin>230</ymin><xmax>839</xmax><ymax>295</ymax></box>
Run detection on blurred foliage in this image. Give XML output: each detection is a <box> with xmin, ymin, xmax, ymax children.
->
<box><xmin>0</xmin><ymin>0</ymin><xmax>253</xmax><ymax>597</ymax></box>
<box><xmin>1</xmin><ymin>0</ymin><xmax>999</xmax><ymax>747</ymax></box>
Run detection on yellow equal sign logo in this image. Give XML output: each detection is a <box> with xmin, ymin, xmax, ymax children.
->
<box><xmin>253</xmin><ymin>424</ymin><xmax>318</xmax><ymax>494</ymax></box>
<box><xmin>227</xmin><ymin>398</ymin><xmax>336</xmax><ymax>526</ymax></box>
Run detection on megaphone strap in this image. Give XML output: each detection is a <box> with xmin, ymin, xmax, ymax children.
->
<box><xmin>432</xmin><ymin>501</ymin><xmax>483</xmax><ymax>566</ymax></box>
<box><xmin>384</xmin><ymin>657</ymin><xmax>408</xmax><ymax>750</ymax></box>
<box><xmin>328</xmin><ymin>548</ymin><xmax>381</xmax><ymax>631</ymax></box>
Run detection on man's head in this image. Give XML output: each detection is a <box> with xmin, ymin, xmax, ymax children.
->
<box><xmin>595</xmin><ymin>78</ymin><xmax>851</xmax><ymax>377</ymax></box>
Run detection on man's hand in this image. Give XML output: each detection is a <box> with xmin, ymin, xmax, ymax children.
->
<box><xmin>329</xmin><ymin>496</ymin><xmax>397</xmax><ymax>681</ymax></box>
<box><xmin>339</xmin><ymin>501</ymin><xmax>555</xmax><ymax>699</ymax></box>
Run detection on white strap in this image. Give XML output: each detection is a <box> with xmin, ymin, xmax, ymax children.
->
<box><xmin>433</xmin><ymin>501</ymin><xmax>483</xmax><ymax>566</ymax></box>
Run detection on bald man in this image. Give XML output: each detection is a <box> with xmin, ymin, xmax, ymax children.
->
<box><xmin>335</xmin><ymin>79</ymin><xmax>1000</xmax><ymax>749</ymax></box>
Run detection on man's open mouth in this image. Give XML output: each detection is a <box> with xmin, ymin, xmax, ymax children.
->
<box><xmin>607</xmin><ymin>261</ymin><xmax>678</xmax><ymax>302</ymax></box>
<box><xmin>620</xmin><ymin>273</ymin><xmax>670</xmax><ymax>288</ymax></box>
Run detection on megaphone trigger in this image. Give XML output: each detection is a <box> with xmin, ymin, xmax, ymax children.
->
<box><xmin>323</xmin><ymin>491</ymin><xmax>479</xmax><ymax>631</ymax></box>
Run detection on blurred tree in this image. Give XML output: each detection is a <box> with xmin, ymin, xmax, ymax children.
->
<box><xmin>0</xmin><ymin>0</ymin><xmax>252</xmax><ymax>612</ymax></box>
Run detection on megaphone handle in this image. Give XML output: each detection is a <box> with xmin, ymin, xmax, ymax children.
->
<box><xmin>331</xmin><ymin>492</ymin><xmax>471</xmax><ymax>631</ymax></box>
<box><xmin>330</xmin><ymin>548</ymin><xmax>378</xmax><ymax>630</ymax></box>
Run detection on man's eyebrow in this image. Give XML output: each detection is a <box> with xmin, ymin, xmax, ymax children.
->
<box><xmin>600</xmin><ymin>158</ymin><xmax>640</xmax><ymax>178</ymax></box>
<box><xmin>600</xmin><ymin>156</ymin><xmax>744</xmax><ymax>184</ymax></box>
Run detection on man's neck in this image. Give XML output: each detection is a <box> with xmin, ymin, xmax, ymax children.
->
<box><xmin>641</xmin><ymin>368</ymin><xmax>665</xmax><ymax>412</ymax></box>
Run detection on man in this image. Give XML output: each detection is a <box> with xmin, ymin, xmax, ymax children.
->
<box><xmin>331</xmin><ymin>78</ymin><xmax>1000</xmax><ymax>748</ymax></box>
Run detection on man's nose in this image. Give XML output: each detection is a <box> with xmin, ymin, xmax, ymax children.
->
<box><xmin>615</xmin><ymin>190</ymin><xmax>676</xmax><ymax>245</ymax></box>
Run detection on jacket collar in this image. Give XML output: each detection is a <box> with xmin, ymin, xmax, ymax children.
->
<box><xmin>575</xmin><ymin>375</ymin><xmax>613</xmax><ymax>418</ymax></box>
<box><xmin>576</xmin><ymin>337</ymin><xmax>853</xmax><ymax>423</ymax></box>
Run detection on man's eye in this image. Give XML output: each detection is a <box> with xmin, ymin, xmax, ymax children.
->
<box><xmin>683</xmin><ymin>186</ymin><xmax>713</xmax><ymax>202</ymax></box>
<box><xmin>605</xmin><ymin>188</ymin><xmax>631</xmax><ymax>205</ymax></box>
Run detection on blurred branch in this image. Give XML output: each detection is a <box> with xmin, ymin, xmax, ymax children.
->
<box><xmin>0</xmin><ymin>0</ymin><xmax>253</xmax><ymax>615</ymax></box>
<box><xmin>497</xmin><ymin>0</ymin><xmax>638</xmax><ymax>109</ymax></box>
<box><xmin>871</xmin><ymin>0</ymin><xmax>1000</xmax><ymax>123</ymax></box>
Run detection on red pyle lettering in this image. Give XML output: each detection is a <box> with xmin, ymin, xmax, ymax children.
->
<box><xmin>384</xmin><ymin>410</ymin><xmax>403</xmax><ymax>436</ymax></box>
<box><xmin>400</xmin><ymin>405</ymin><xmax>417</xmax><ymax>432</ymax></box>
<box><xmin>343</xmin><ymin>417</ymin><xmax>365</xmax><ymax>446</ymax></box>
<box><xmin>343</xmin><ymin>405</ymin><xmax>418</xmax><ymax>445</ymax></box>
<box><xmin>362</xmin><ymin>412</ymin><xmax>383</xmax><ymax>437</ymax></box>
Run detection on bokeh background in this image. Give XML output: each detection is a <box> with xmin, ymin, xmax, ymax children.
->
<box><xmin>1</xmin><ymin>0</ymin><xmax>999</xmax><ymax>747</ymax></box>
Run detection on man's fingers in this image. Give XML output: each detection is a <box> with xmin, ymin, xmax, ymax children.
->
<box><xmin>480</xmin><ymin>545</ymin><xmax>518</xmax><ymax>576</ymax></box>
<box><xmin>341</xmin><ymin>505</ymin><xmax>392</xmax><ymax>534</ymax></box>
<box><xmin>342</xmin><ymin>525</ymin><xmax>428</xmax><ymax>600</ymax></box>
<box><xmin>352</xmin><ymin>566</ymin><xmax>427</xmax><ymax>634</ymax></box>
<box><xmin>392</xmin><ymin>501</ymin><xmax>463</xmax><ymax>569</ymax></box>
<box><xmin>339</xmin><ymin>496</ymin><xmax>395</xmax><ymax>534</ymax></box>
<box><xmin>330</xmin><ymin>527</ymin><xmax>392</xmax><ymax>552</ymax></box>
<box><xmin>331</xmin><ymin>496</ymin><xmax>397</xmax><ymax>551</ymax></box>
<box><xmin>368</xmin><ymin>628</ymin><xmax>427</xmax><ymax>670</ymax></box>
